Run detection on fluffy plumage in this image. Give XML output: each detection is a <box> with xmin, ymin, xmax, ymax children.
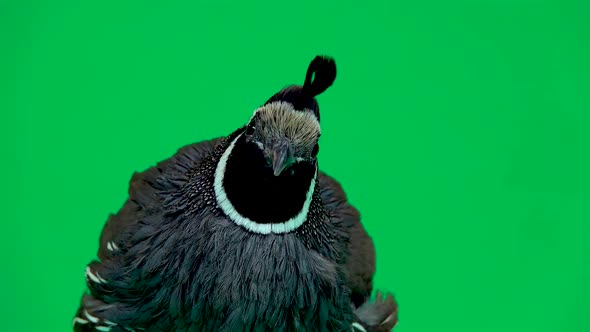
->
<box><xmin>73</xmin><ymin>55</ymin><xmax>398</xmax><ymax>332</ymax></box>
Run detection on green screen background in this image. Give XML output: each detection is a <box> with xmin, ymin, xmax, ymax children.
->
<box><xmin>2</xmin><ymin>1</ymin><xmax>589</xmax><ymax>331</ymax></box>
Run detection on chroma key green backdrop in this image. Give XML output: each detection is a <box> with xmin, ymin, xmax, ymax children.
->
<box><xmin>1</xmin><ymin>1</ymin><xmax>589</xmax><ymax>331</ymax></box>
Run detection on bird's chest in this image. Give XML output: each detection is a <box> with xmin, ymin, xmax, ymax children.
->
<box><xmin>180</xmin><ymin>225</ymin><xmax>348</xmax><ymax>331</ymax></box>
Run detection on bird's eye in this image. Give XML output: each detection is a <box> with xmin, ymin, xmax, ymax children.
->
<box><xmin>311</xmin><ymin>144</ymin><xmax>319</xmax><ymax>157</ymax></box>
<box><xmin>245</xmin><ymin>123</ymin><xmax>255</xmax><ymax>136</ymax></box>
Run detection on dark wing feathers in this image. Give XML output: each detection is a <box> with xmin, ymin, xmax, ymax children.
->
<box><xmin>353</xmin><ymin>292</ymin><xmax>399</xmax><ymax>332</ymax></box>
<box><xmin>75</xmin><ymin>138</ymin><xmax>222</xmax><ymax>331</ymax></box>
<box><xmin>318</xmin><ymin>171</ymin><xmax>376</xmax><ymax>307</ymax></box>
<box><xmin>97</xmin><ymin>138</ymin><xmax>222</xmax><ymax>260</ymax></box>
<box><xmin>319</xmin><ymin>172</ymin><xmax>398</xmax><ymax>331</ymax></box>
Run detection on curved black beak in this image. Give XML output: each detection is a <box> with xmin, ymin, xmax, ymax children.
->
<box><xmin>271</xmin><ymin>140</ymin><xmax>293</xmax><ymax>176</ymax></box>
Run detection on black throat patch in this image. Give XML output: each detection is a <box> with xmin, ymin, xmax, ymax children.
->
<box><xmin>222</xmin><ymin>135</ymin><xmax>316</xmax><ymax>224</ymax></box>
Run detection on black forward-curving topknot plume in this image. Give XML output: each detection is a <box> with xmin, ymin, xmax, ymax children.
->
<box><xmin>303</xmin><ymin>56</ymin><xmax>337</xmax><ymax>98</ymax></box>
<box><xmin>264</xmin><ymin>55</ymin><xmax>338</xmax><ymax>122</ymax></box>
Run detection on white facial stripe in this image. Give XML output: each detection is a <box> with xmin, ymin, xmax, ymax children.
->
<box><xmin>213</xmin><ymin>133</ymin><xmax>317</xmax><ymax>235</ymax></box>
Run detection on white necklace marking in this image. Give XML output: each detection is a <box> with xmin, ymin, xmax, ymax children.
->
<box><xmin>213</xmin><ymin>133</ymin><xmax>317</xmax><ymax>234</ymax></box>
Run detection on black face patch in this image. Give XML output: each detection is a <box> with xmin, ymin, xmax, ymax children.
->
<box><xmin>223</xmin><ymin>136</ymin><xmax>316</xmax><ymax>224</ymax></box>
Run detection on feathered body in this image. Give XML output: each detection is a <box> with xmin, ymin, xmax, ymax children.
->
<box><xmin>74</xmin><ymin>56</ymin><xmax>397</xmax><ymax>332</ymax></box>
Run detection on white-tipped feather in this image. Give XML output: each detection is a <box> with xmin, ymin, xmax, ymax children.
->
<box><xmin>85</xmin><ymin>266</ymin><xmax>106</xmax><ymax>284</ymax></box>
<box><xmin>96</xmin><ymin>271</ymin><xmax>107</xmax><ymax>283</ymax></box>
<box><xmin>73</xmin><ymin>317</ymin><xmax>88</xmax><ymax>327</ymax></box>
<box><xmin>382</xmin><ymin>313</ymin><xmax>396</xmax><ymax>326</ymax></box>
<box><xmin>85</xmin><ymin>267</ymin><xmax>100</xmax><ymax>284</ymax></box>
<box><xmin>351</xmin><ymin>322</ymin><xmax>367</xmax><ymax>332</ymax></box>
<box><xmin>213</xmin><ymin>133</ymin><xmax>316</xmax><ymax>235</ymax></box>
<box><xmin>83</xmin><ymin>309</ymin><xmax>99</xmax><ymax>323</ymax></box>
<box><xmin>106</xmin><ymin>241</ymin><xmax>119</xmax><ymax>251</ymax></box>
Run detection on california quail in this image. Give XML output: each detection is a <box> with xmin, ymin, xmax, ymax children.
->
<box><xmin>73</xmin><ymin>56</ymin><xmax>398</xmax><ymax>332</ymax></box>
